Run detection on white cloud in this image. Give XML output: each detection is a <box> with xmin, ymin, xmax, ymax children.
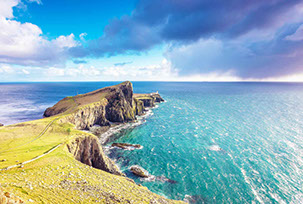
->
<box><xmin>79</xmin><ymin>33</ymin><xmax>87</xmax><ymax>41</ymax></box>
<box><xmin>0</xmin><ymin>0</ymin><xmax>79</xmax><ymax>66</ymax></box>
<box><xmin>0</xmin><ymin>64</ymin><xmax>15</xmax><ymax>73</ymax></box>
<box><xmin>0</xmin><ymin>0</ymin><xmax>19</xmax><ymax>18</ymax></box>
<box><xmin>46</xmin><ymin>67</ymin><xmax>65</xmax><ymax>76</ymax></box>
<box><xmin>22</xmin><ymin>69</ymin><xmax>30</xmax><ymax>74</ymax></box>
<box><xmin>66</xmin><ymin>65</ymin><xmax>101</xmax><ymax>76</ymax></box>
<box><xmin>28</xmin><ymin>0</ymin><xmax>42</xmax><ymax>5</ymax></box>
<box><xmin>53</xmin><ymin>34</ymin><xmax>78</xmax><ymax>48</ymax></box>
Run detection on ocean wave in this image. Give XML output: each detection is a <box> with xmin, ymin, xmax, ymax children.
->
<box><xmin>0</xmin><ymin>100</ymin><xmax>51</xmax><ymax>125</ymax></box>
<box><xmin>208</xmin><ymin>145</ymin><xmax>223</xmax><ymax>151</ymax></box>
<box><xmin>240</xmin><ymin>168</ymin><xmax>264</xmax><ymax>203</ymax></box>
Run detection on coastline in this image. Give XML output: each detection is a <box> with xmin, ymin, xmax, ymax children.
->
<box><xmin>97</xmin><ymin>104</ymin><xmax>159</xmax><ymax>169</ymax></box>
<box><xmin>97</xmin><ymin>105</ymin><xmax>156</xmax><ymax>145</ymax></box>
<box><xmin>0</xmin><ymin>81</ymin><xmax>183</xmax><ymax>203</ymax></box>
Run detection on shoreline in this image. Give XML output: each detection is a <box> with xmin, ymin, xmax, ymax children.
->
<box><xmin>99</xmin><ymin>105</ymin><xmax>156</xmax><ymax>145</ymax></box>
<box><xmin>0</xmin><ymin>82</ymin><xmax>184</xmax><ymax>203</ymax></box>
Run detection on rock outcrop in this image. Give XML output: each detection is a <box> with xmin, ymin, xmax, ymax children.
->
<box><xmin>44</xmin><ymin>81</ymin><xmax>164</xmax><ymax>177</ymax></box>
<box><xmin>62</xmin><ymin>100</ymin><xmax>110</xmax><ymax>130</ymax></box>
<box><xmin>134</xmin><ymin>98</ymin><xmax>144</xmax><ymax>115</ymax></box>
<box><xmin>130</xmin><ymin>165</ymin><xmax>150</xmax><ymax>178</ymax></box>
<box><xmin>67</xmin><ymin>135</ymin><xmax>124</xmax><ymax>176</ymax></box>
<box><xmin>134</xmin><ymin>93</ymin><xmax>164</xmax><ymax>108</ymax></box>
<box><xmin>112</xmin><ymin>143</ymin><xmax>143</xmax><ymax>150</ymax></box>
<box><xmin>45</xmin><ymin>81</ymin><xmax>140</xmax><ymax>129</ymax></box>
<box><xmin>45</xmin><ymin>81</ymin><xmax>164</xmax><ymax>130</ymax></box>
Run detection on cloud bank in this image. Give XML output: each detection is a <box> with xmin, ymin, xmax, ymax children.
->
<box><xmin>0</xmin><ymin>0</ymin><xmax>78</xmax><ymax>66</ymax></box>
<box><xmin>1</xmin><ymin>0</ymin><xmax>303</xmax><ymax>80</ymax></box>
<box><xmin>80</xmin><ymin>0</ymin><xmax>303</xmax><ymax>79</ymax></box>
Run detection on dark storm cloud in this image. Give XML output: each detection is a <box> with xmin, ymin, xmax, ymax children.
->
<box><xmin>91</xmin><ymin>0</ymin><xmax>301</xmax><ymax>45</ymax></box>
<box><xmin>71</xmin><ymin>0</ymin><xmax>303</xmax><ymax>78</ymax></box>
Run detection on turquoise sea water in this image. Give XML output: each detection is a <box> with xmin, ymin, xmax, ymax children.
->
<box><xmin>0</xmin><ymin>82</ymin><xmax>302</xmax><ymax>203</ymax></box>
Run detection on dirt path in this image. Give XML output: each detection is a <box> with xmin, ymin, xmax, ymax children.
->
<box><xmin>0</xmin><ymin>117</ymin><xmax>60</xmax><ymax>154</ymax></box>
<box><xmin>0</xmin><ymin>96</ymin><xmax>80</xmax><ymax>170</ymax></box>
<box><xmin>0</xmin><ymin>96</ymin><xmax>79</xmax><ymax>155</ymax></box>
<box><xmin>0</xmin><ymin>143</ymin><xmax>62</xmax><ymax>171</ymax></box>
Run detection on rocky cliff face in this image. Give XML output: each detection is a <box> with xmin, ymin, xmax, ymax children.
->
<box><xmin>134</xmin><ymin>93</ymin><xmax>164</xmax><ymax>108</ymax></box>
<box><xmin>45</xmin><ymin>81</ymin><xmax>140</xmax><ymax>129</ymax></box>
<box><xmin>134</xmin><ymin>98</ymin><xmax>144</xmax><ymax>115</ymax></box>
<box><xmin>67</xmin><ymin>135</ymin><xmax>124</xmax><ymax>176</ymax></box>
<box><xmin>44</xmin><ymin>81</ymin><xmax>164</xmax><ymax>176</ymax></box>
<box><xmin>62</xmin><ymin>100</ymin><xmax>110</xmax><ymax>130</ymax></box>
<box><xmin>105</xmin><ymin>82</ymin><xmax>135</xmax><ymax>123</ymax></box>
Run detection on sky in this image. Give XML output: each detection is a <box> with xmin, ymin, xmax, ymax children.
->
<box><xmin>1</xmin><ymin>0</ymin><xmax>303</xmax><ymax>82</ymax></box>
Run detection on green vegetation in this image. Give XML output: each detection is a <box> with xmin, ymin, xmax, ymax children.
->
<box><xmin>0</xmin><ymin>82</ymin><xmax>182</xmax><ymax>203</ymax></box>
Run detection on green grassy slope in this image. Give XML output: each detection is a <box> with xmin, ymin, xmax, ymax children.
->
<box><xmin>0</xmin><ymin>89</ymin><xmax>183</xmax><ymax>203</ymax></box>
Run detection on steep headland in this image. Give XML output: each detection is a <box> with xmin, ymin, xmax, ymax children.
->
<box><xmin>0</xmin><ymin>81</ymin><xmax>183</xmax><ymax>203</ymax></box>
<box><xmin>44</xmin><ymin>81</ymin><xmax>163</xmax><ymax>129</ymax></box>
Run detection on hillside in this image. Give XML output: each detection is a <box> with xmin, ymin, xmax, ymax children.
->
<box><xmin>0</xmin><ymin>81</ymin><xmax>183</xmax><ymax>203</ymax></box>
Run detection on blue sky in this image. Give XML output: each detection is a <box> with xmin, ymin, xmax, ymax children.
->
<box><xmin>1</xmin><ymin>0</ymin><xmax>303</xmax><ymax>81</ymax></box>
<box><xmin>15</xmin><ymin>0</ymin><xmax>137</xmax><ymax>39</ymax></box>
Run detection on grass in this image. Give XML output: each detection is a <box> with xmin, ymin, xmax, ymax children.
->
<box><xmin>1</xmin><ymin>143</ymin><xmax>182</xmax><ymax>203</ymax></box>
<box><xmin>0</xmin><ymin>103</ymin><xmax>183</xmax><ymax>203</ymax></box>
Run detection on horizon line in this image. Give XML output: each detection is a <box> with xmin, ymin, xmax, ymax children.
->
<box><xmin>1</xmin><ymin>80</ymin><xmax>303</xmax><ymax>83</ymax></box>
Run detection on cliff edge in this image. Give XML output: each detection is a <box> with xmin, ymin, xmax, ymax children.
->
<box><xmin>43</xmin><ymin>81</ymin><xmax>164</xmax><ymax>176</ymax></box>
<box><xmin>0</xmin><ymin>82</ymin><xmax>183</xmax><ymax>203</ymax></box>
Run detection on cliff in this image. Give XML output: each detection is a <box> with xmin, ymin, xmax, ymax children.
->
<box><xmin>67</xmin><ymin>134</ymin><xmax>124</xmax><ymax>176</ymax></box>
<box><xmin>134</xmin><ymin>93</ymin><xmax>164</xmax><ymax>107</ymax></box>
<box><xmin>43</xmin><ymin>81</ymin><xmax>163</xmax><ymax>175</ymax></box>
<box><xmin>0</xmin><ymin>82</ymin><xmax>183</xmax><ymax>203</ymax></box>
<box><xmin>44</xmin><ymin>81</ymin><xmax>137</xmax><ymax>126</ymax></box>
<box><xmin>44</xmin><ymin>81</ymin><xmax>164</xmax><ymax>131</ymax></box>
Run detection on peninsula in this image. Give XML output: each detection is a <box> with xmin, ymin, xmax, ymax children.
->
<box><xmin>0</xmin><ymin>81</ymin><xmax>183</xmax><ymax>203</ymax></box>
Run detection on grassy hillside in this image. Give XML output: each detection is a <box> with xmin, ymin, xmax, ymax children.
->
<box><xmin>0</xmin><ymin>82</ymin><xmax>183</xmax><ymax>203</ymax></box>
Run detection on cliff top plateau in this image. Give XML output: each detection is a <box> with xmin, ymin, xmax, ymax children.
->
<box><xmin>0</xmin><ymin>81</ymin><xmax>183</xmax><ymax>204</ymax></box>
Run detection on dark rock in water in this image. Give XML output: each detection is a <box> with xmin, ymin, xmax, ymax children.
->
<box><xmin>0</xmin><ymin>123</ymin><xmax>3</xmax><ymax>127</ymax></box>
<box><xmin>130</xmin><ymin>165</ymin><xmax>177</xmax><ymax>184</ymax></box>
<box><xmin>130</xmin><ymin>165</ymin><xmax>150</xmax><ymax>178</ymax></box>
<box><xmin>156</xmin><ymin>176</ymin><xmax>178</xmax><ymax>184</ymax></box>
<box><xmin>112</xmin><ymin>143</ymin><xmax>142</xmax><ymax>150</ymax></box>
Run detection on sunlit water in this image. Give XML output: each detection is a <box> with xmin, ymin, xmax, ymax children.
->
<box><xmin>0</xmin><ymin>82</ymin><xmax>302</xmax><ymax>203</ymax></box>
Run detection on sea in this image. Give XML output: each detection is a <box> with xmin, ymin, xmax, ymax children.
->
<box><xmin>0</xmin><ymin>82</ymin><xmax>302</xmax><ymax>203</ymax></box>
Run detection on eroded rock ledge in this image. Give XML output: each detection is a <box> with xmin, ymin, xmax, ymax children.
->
<box><xmin>44</xmin><ymin>81</ymin><xmax>164</xmax><ymax>176</ymax></box>
<box><xmin>67</xmin><ymin>135</ymin><xmax>124</xmax><ymax>176</ymax></box>
<box><xmin>44</xmin><ymin>81</ymin><xmax>163</xmax><ymax>129</ymax></box>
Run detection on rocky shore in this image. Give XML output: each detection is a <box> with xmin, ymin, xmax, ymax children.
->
<box><xmin>44</xmin><ymin>81</ymin><xmax>164</xmax><ymax>176</ymax></box>
<box><xmin>0</xmin><ymin>81</ymin><xmax>183</xmax><ymax>203</ymax></box>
